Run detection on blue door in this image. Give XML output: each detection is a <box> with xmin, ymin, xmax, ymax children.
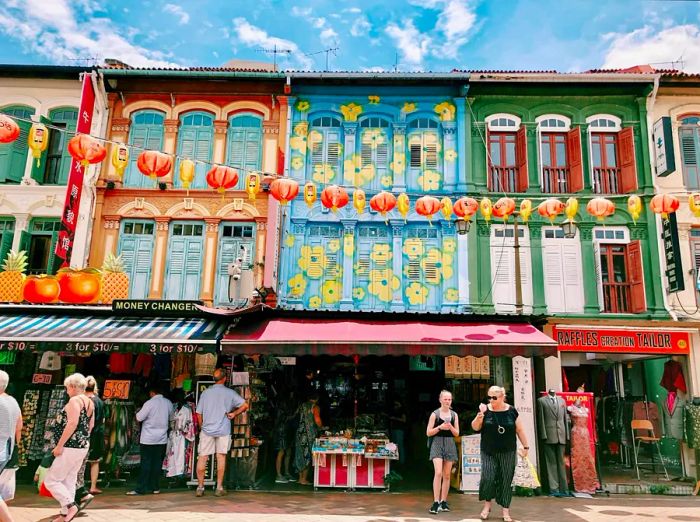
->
<box><xmin>117</xmin><ymin>220</ymin><xmax>155</xmax><ymax>299</ymax></box>
<box><xmin>164</xmin><ymin>221</ymin><xmax>204</xmax><ymax>300</ymax></box>
<box><xmin>402</xmin><ymin>226</ymin><xmax>441</xmax><ymax>311</ymax></box>
<box><xmin>215</xmin><ymin>223</ymin><xmax>256</xmax><ymax>306</ymax></box>
<box><xmin>226</xmin><ymin>114</ymin><xmax>262</xmax><ymax>190</ymax></box>
<box><xmin>354</xmin><ymin>225</ymin><xmax>393</xmax><ymax>310</ymax></box>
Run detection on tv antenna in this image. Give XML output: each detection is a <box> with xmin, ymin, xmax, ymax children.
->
<box><xmin>306</xmin><ymin>46</ymin><xmax>339</xmax><ymax>71</ymax></box>
<box><xmin>255</xmin><ymin>45</ymin><xmax>292</xmax><ymax>69</ymax></box>
<box><xmin>649</xmin><ymin>53</ymin><xmax>686</xmax><ymax>71</ymax></box>
<box><xmin>66</xmin><ymin>56</ymin><xmax>100</xmax><ymax>66</ymax></box>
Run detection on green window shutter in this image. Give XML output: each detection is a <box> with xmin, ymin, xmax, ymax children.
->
<box><xmin>18</xmin><ymin>230</ymin><xmax>30</xmax><ymax>255</ymax></box>
<box><xmin>0</xmin><ymin>119</ymin><xmax>31</xmax><ymax>183</ymax></box>
<box><xmin>47</xmin><ymin>231</ymin><xmax>60</xmax><ymax>274</ymax></box>
<box><xmin>29</xmin><ymin>116</ymin><xmax>52</xmax><ymax>184</ymax></box>
<box><xmin>0</xmin><ymin>230</ymin><xmax>13</xmax><ymax>266</ymax></box>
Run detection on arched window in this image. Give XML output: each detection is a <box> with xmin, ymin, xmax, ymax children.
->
<box><xmin>45</xmin><ymin>107</ymin><xmax>78</xmax><ymax>185</ymax></box>
<box><xmin>485</xmin><ymin>113</ymin><xmax>527</xmax><ymax>192</ymax></box>
<box><xmin>357</xmin><ymin>116</ymin><xmax>392</xmax><ymax>190</ymax></box>
<box><xmin>679</xmin><ymin>115</ymin><xmax>700</xmax><ymax>189</ymax></box>
<box><xmin>175</xmin><ymin>111</ymin><xmax>214</xmax><ymax>189</ymax></box>
<box><xmin>123</xmin><ymin>110</ymin><xmax>165</xmax><ymax>188</ymax></box>
<box><xmin>307</xmin><ymin>115</ymin><xmax>342</xmax><ymax>185</ymax></box>
<box><xmin>407</xmin><ymin>117</ymin><xmax>442</xmax><ymax>192</ymax></box>
<box><xmin>0</xmin><ymin>105</ymin><xmax>35</xmax><ymax>184</ymax></box>
<box><xmin>226</xmin><ymin>113</ymin><xmax>262</xmax><ymax>190</ymax></box>
<box><xmin>586</xmin><ymin>114</ymin><xmax>635</xmax><ymax>194</ymax></box>
<box><xmin>536</xmin><ymin>115</ymin><xmax>581</xmax><ymax>194</ymax></box>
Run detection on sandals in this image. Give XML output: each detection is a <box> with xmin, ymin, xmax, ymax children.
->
<box><xmin>55</xmin><ymin>503</ymin><xmax>79</xmax><ymax>522</ymax></box>
<box><xmin>480</xmin><ymin>510</ymin><xmax>490</xmax><ymax>520</ymax></box>
<box><xmin>503</xmin><ymin>516</ymin><xmax>513</xmax><ymax>522</ymax></box>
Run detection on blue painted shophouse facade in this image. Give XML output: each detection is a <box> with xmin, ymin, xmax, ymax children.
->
<box><xmin>276</xmin><ymin>74</ymin><xmax>471</xmax><ymax>313</ymax></box>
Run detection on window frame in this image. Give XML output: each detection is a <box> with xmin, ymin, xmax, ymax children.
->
<box><xmin>124</xmin><ymin>109</ymin><xmax>166</xmax><ymax>188</ymax></box>
<box><xmin>406</xmin><ymin>115</ymin><xmax>443</xmax><ymax>192</ymax></box>
<box><xmin>174</xmin><ymin>110</ymin><xmax>215</xmax><ymax>190</ymax></box>
<box><xmin>357</xmin><ymin>114</ymin><xmax>393</xmax><ymax>191</ymax></box>
<box><xmin>306</xmin><ymin>114</ymin><xmax>343</xmax><ymax>185</ymax></box>
<box><xmin>226</xmin><ymin>112</ymin><xmax>263</xmax><ymax>190</ymax></box>
<box><xmin>678</xmin><ymin>115</ymin><xmax>700</xmax><ymax>190</ymax></box>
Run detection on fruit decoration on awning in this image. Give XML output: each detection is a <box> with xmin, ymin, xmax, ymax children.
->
<box><xmin>650</xmin><ymin>194</ymin><xmax>679</xmax><ymax>219</ymax></box>
<box><xmin>68</xmin><ymin>134</ymin><xmax>106</xmax><ymax>167</ymax></box>
<box><xmin>353</xmin><ymin>189</ymin><xmax>366</xmax><ymax>215</ymax></box>
<box><xmin>0</xmin><ymin>114</ymin><xmax>20</xmax><ymax>144</ymax></box>
<box><xmin>111</xmin><ymin>143</ymin><xmax>129</xmax><ymax>181</ymax></box>
<box><xmin>586</xmin><ymin>197</ymin><xmax>615</xmax><ymax>222</ymax></box>
<box><xmin>137</xmin><ymin>150</ymin><xmax>172</xmax><ymax>182</ymax></box>
<box><xmin>627</xmin><ymin>195</ymin><xmax>642</xmax><ymax>224</ymax></box>
<box><xmin>453</xmin><ymin>197</ymin><xmax>478</xmax><ymax>222</ymax></box>
<box><xmin>303</xmin><ymin>181</ymin><xmax>317</xmax><ymax>208</ymax></box>
<box><xmin>415</xmin><ymin>195</ymin><xmax>442</xmax><ymax>224</ymax></box>
<box><xmin>270</xmin><ymin>178</ymin><xmax>299</xmax><ymax>205</ymax></box>
<box><xmin>537</xmin><ymin>198</ymin><xmax>565</xmax><ymax>224</ymax></box>
<box><xmin>320</xmin><ymin>185</ymin><xmax>349</xmax><ymax>213</ymax></box>
<box><xmin>28</xmin><ymin>122</ymin><xmax>49</xmax><ymax>167</ymax></box>
<box><xmin>492</xmin><ymin>197</ymin><xmax>515</xmax><ymax>222</ymax></box>
<box><xmin>397</xmin><ymin>193</ymin><xmax>410</xmax><ymax>223</ymax></box>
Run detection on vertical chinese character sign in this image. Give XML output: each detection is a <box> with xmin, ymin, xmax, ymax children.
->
<box><xmin>55</xmin><ymin>73</ymin><xmax>96</xmax><ymax>263</ymax></box>
<box><xmin>512</xmin><ymin>356</ymin><xmax>538</xmax><ymax>469</ymax></box>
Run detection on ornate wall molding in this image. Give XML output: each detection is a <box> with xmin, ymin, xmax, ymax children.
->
<box><xmin>263</xmin><ymin>122</ymin><xmax>280</xmax><ymax>134</ymax></box>
<box><xmin>163</xmin><ymin>119</ymin><xmax>180</xmax><ymax>134</ymax></box>
<box><xmin>155</xmin><ymin>217</ymin><xmax>170</xmax><ymax>232</ymax></box>
<box><xmin>111</xmin><ymin>118</ymin><xmax>130</xmax><ymax>133</ymax></box>
<box><xmin>343</xmin><ymin>122</ymin><xmax>358</xmax><ymax>136</ymax></box>
<box><xmin>477</xmin><ymin>223</ymin><xmax>490</xmax><ymax>237</ymax></box>
<box><xmin>213</xmin><ymin>120</ymin><xmax>228</xmax><ymax>134</ymax></box>
<box><xmin>204</xmin><ymin>218</ymin><xmax>221</xmax><ymax>233</ymax></box>
<box><xmin>630</xmin><ymin>224</ymin><xmax>648</xmax><ymax>240</ymax></box>
<box><xmin>578</xmin><ymin>223</ymin><xmax>594</xmax><ymax>241</ymax></box>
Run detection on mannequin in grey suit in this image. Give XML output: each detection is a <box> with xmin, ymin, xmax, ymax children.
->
<box><xmin>537</xmin><ymin>390</ymin><xmax>569</xmax><ymax>496</ymax></box>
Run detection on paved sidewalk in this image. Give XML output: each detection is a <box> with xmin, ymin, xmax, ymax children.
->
<box><xmin>7</xmin><ymin>486</ymin><xmax>700</xmax><ymax>522</ymax></box>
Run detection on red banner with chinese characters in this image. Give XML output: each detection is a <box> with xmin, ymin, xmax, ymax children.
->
<box><xmin>552</xmin><ymin>326</ymin><xmax>689</xmax><ymax>355</ymax></box>
<box><xmin>55</xmin><ymin>73</ymin><xmax>96</xmax><ymax>261</ymax></box>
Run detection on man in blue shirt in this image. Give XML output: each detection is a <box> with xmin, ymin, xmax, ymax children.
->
<box><xmin>195</xmin><ymin>368</ymin><xmax>247</xmax><ymax>497</ymax></box>
<box><xmin>127</xmin><ymin>384</ymin><xmax>173</xmax><ymax>496</ymax></box>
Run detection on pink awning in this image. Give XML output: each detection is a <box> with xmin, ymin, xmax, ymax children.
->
<box><xmin>223</xmin><ymin>318</ymin><xmax>557</xmax><ymax>357</ymax></box>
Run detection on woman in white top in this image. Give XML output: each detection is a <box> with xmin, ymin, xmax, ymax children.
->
<box><xmin>0</xmin><ymin>369</ymin><xmax>23</xmax><ymax>522</ymax></box>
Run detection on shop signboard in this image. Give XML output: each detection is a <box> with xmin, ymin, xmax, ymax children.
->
<box><xmin>112</xmin><ymin>300</ymin><xmax>204</xmax><ymax>317</ymax></box>
<box><xmin>459</xmin><ymin>434</ymin><xmax>481</xmax><ymax>492</ymax></box>
<box><xmin>653</xmin><ymin>116</ymin><xmax>675</xmax><ymax>177</ymax></box>
<box><xmin>553</xmin><ymin>326</ymin><xmax>690</xmax><ymax>355</ymax></box>
<box><xmin>661</xmin><ymin>213</ymin><xmax>684</xmax><ymax>293</ymax></box>
<box><xmin>512</xmin><ymin>356</ymin><xmax>537</xmax><ymax>469</ymax></box>
<box><xmin>31</xmin><ymin>373</ymin><xmax>52</xmax><ymax>384</ymax></box>
<box><xmin>103</xmin><ymin>380</ymin><xmax>131</xmax><ymax>400</ymax></box>
<box><xmin>0</xmin><ymin>339</ymin><xmax>214</xmax><ymax>354</ymax></box>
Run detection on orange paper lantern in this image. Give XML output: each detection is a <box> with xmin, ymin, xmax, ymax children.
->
<box><xmin>369</xmin><ymin>191</ymin><xmax>397</xmax><ymax>219</ymax></box>
<box><xmin>270</xmin><ymin>178</ymin><xmax>300</xmax><ymax>205</ymax></box>
<box><xmin>206</xmin><ymin>165</ymin><xmax>239</xmax><ymax>194</ymax></box>
<box><xmin>137</xmin><ymin>150</ymin><xmax>172</xmax><ymax>180</ymax></box>
<box><xmin>320</xmin><ymin>185</ymin><xmax>349</xmax><ymax>212</ymax></box>
<box><xmin>537</xmin><ymin>198</ymin><xmax>565</xmax><ymax>223</ymax></box>
<box><xmin>0</xmin><ymin>114</ymin><xmax>20</xmax><ymax>144</ymax></box>
<box><xmin>415</xmin><ymin>196</ymin><xmax>442</xmax><ymax>224</ymax></box>
<box><xmin>586</xmin><ymin>197</ymin><xmax>615</xmax><ymax>221</ymax></box>
<box><xmin>453</xmin><ymin>197</ymin><xmax>479</xmax><ymax>221</ymax></box>
<box><xmin>67</xmin><ymin>134</ymin><xmax>106</xmax><ymax>167</ymax></box>
<box><xmin>650</xmin><ymin>194</ymin><xmax>679</xmax><ymax>219</ymax></box>
<box><xmin>492</xmin><ymin>197</ymin><xmax>516</xmax><ymax>221</ymax></box>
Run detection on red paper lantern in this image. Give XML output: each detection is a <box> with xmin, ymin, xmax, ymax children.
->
<box><xmin>453</xmin><ymin>197</ymin><xmax>479</xmax><ymax>221</ymax></box>
<box><xmin>537</xmin><ymin>198</ymin><xmax>565</xmax><ymax>222</ymax></box>
<box><xmin>67</xmin><ymin>134</ymin><xmax>106</xmax><ymax>166</ymax></box>
<box><xmin>650</xmin><ymin>194</ymin><xmax>679</xmax><ymax>219</ymax></box>
<box><xmin>206</xmin><ymin>165</ymin><xmax>239</xmax><ymax>194</ymax></box>
<box><xmin>586</xmin><ymin>197</ymin><xmax>615</xmax><ymax>221</ymax></box>
<box><xmin>369</xmin><ymin>191</ymin><xmax>397</xmax><ymax>218</ymax></box>
<box><xmin>415</xmin><ymin>195</ymin><xmax>442</xmax><ymax>223</ymax></box>
<box><xmin>270</xmin><ymin>178</ymin><xmax>300</xmax><ymax>205</ymax></box>
<box><xmin>0</xmin><ymin>114</ymin><xmax>20</xmax><ymax>144</ymax></box>
<box><xmin>137</xmin><ymin>150</ymin><xmax>172</xmax><ymax>179</ymax></box>
<box><xmin>492</xmin><ymin>197</ymin><xmax>516</xmax><ymax>221</ymax></box>
<box><xmin>320</xmin><ymin>185</ymin><xmax>349</xmax><ymax>212</ymax></box>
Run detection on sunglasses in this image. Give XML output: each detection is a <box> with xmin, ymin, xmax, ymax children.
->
<box><xmin>488</xmin><ymin>396</ymin><xmax>500</xmax><ymax>401</ymax></box>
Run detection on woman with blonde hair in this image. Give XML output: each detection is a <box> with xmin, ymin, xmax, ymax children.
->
<box><xmin>426</xmin><ymin>390</ymin><xmax>459</xmax><ymax>514</ymax></box>
<box><xmin>471</xmin><ymin>386</ymin><xmax>529</xmax><ymax>522</ymax></box>
<box><xmin>44</xmin><ymin>373</ymin><xmax>94</xmax><ymax>522</ymax></box>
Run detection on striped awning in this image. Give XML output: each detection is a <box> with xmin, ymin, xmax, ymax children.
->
<box><xmin>0</xmin><ymin>314</ymin><xmax>226</xmax><ymax>354</ymax></box>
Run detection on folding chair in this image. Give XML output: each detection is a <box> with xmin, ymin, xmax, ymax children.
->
<box><xmin>631</xmin><ymin>419</ymin><xmax>669</xmax><ymax>481</ymax></box>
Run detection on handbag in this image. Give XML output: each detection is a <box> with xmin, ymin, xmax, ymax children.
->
<box><xmin>512</xmin><ymin>454</ymin><xmax>540</xmax><ymax>489</ymax></box>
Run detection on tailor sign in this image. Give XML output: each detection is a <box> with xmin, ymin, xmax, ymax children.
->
<box><xmin>553</xmin><ymin>326</ymin><xmax>690</xmax><ymax>355</ymax></box>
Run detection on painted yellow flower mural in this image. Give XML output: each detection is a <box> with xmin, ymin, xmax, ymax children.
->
<box><xmin>344</xmin><ymin>154</ymin><xmax>376</xmax><ymax>187</ymax></box>
<box><xmin>289</xmin><ymin>136</ymin><xmax>307</xmax><ymax>155</ymax></box>
<box><xmin>293</xmin><ymin>122</ymin><xmax>309</xmax><ymax>137</ymax></box>
<box><xmin>340</xmin><ymin>102</ymin><xmax>363</xmax><ymax>122</ymax></box>
<box><xmin>361</xmin><ymin>129</ymin><xmax>386</xmax><ymax>149</ymax></box>
<box><xmin>444</xmin><ymin>288</ymin><xmax>459</xmax><ymax>302</ymax></box>
<box><xmin>308</xmin><ymin>130</ymin><xmax>323</xmax><ymax>148</ymax></box>
<box><xmin>405</xmin><ymin>281</ymin><xmax>429</xmax><ymax>305</ymax></box>
<box><xmin>309</xmin><ymin>296</ymin><xmax>321</xmax><ymax>308</ymax></box>
<box><xmin>401</xmin><ymin>102</ymin><xmax>417</xmax><ymax>113</ymax></box>
<box><xmin>352</xmin><ymin>287</ymin><xmax>366</xmax><ymax>300</ymax></box>
<box><xmin>445</xmin><ymin>149</ymin><xmax>457</xmax><ymax>162</ymax></box>
<box><xmin>418</xmin><ymin>169</ymin><xmax>442</xmax><ymax>191</ymax></box>
<box><xmin>380</xmin><ymin>175</ymin><xmax>393</xmax><ymax>188</ymax></box>
<box><xmin>370</xmin><ymin>243</ymin><xmax>392</xmax><ymax>264</ymax></box>
<box><xmin>421</xmin><ymin>248</ymin><xmax>454</xmax><ymax>284</ymax></box>
<box><xmin>390</xmin><ymin>152</ymin><xmax>405</xmax><ymax>174</ymax></box>
<box><xmin>368</xmin><ymin>268</ymin><xmax>400</xmax><ymax>302</ymax></box>
<box><xmin>287</xmin><ymin>273</ymin><xmax>307</xmax><ymax>297</ymax></box>
<box><xmin>290</xmin><ymin>156</ymin><xmax>304</xmax><ymax>171</ymax></box>
<box><xmin>327</xmin><ymin>238</ymin><xmax>340</xmax><ymax>253</ymax></box>
<box><xmin>368</xmin><ymin>95</ymin><xmax>380</xmax><ymax>104</ymax></box>
<box><xmin>353</xmin><ymin>261</ymin><xmax>369</xmax><ymax>276</ymax></box>
<box><xmin>343</xmin><ymin>234</ymin><xmax>354</xmax><ymax>256</ymax></box>
<box><xmin>298</xmin><ymin>245</ymin><xmax>326</xmax><ymax>279</ymax></box>
<box><xmin>296</xmin><ymin>100</ymin><xmax>311</xmax><ymax>112</ymax></box>
<box><xmin>403</xmin><ymin>238</ymin><xmax>424</xmax><ymax>259</ymax></box>
<box><xmin>284</xmin><ymin>234</ymin><xmax>296</xmax><ymax>247</ymax></box>
<box><xmin>312</xmin><ymin>163</ymin><xmax>336</xmax><ymax>184</ymax></box>
<box><xmin>443</xmin><ymin>238</ymin><xmax>457</xmax><ymax>253</ymax></box>
<box><xmin>322</xmin><ymin>280</ymin><xmax>341</xmax><ymax>304</ymax></box>
<box><xmin>434</xmin><ymin>101</ymin><xmax>456</xmax><ymax>122</ymax></box>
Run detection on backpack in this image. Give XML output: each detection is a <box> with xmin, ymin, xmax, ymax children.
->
<box><xmin>427</xmin><ymin>409</ymin><xmax>456</xmax><ymax>449</ymax></box>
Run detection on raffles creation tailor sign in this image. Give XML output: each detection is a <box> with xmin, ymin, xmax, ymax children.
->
<box><xmin>55</xmin><ymin>73</ymin><xmax>96</xmax><ymax>262</ymax></box>
<box><xmin>553</xmin><ymin>326</ymin><xmax>690</xmax><ymax>355</ymax></box>
<box><xmin>661</xmin><ymin>213</ymin><xmax>684</xmax><ymax>293</ymax></box>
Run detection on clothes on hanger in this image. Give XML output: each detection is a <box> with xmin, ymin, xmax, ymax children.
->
<box><xmin>632</xmin><ymin>400</ymin><xmax>662</xmax><ymax>439</ymax></box>
<box><xmin>660</xmin><ymin>360</ymin><xmax>687</xmax><ymax>394</ymax></box>
<box><xmin>684</xmin><ymin>403</ymin><xmax>700</xmax><ymax>449</ymax></box>
<box><xmin>163</xmin><ymin>402</ymin><xmax>196</xmax><ymax>477</ymax></box>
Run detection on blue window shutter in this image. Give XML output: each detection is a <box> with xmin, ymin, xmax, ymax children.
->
<box><xmin>118</xmin><ymin>226</ymin><xmax>154</xmax><ymax>299</ymax></box>
<box><xmin>124</xmin><ymin>115</ymin><xmax>165</xmax><ymax>188</ymax></box>
<box><xmin>681</xmin><ymin>127</ymin><xmax>700</xmax><ymax>190</ymax></box>
<box><xmin>164</xmin><ymin>224</ymin><xmax>204</xmax><ymax>299</ymax></box>
<box><xmin>354</xmin><ymin>237</ymin><xmax>372</xmax><ymax>310</ymax></box>
<box><xmin>226</xmin><ymin>123</ymin><xmax>262</xmax><ymax>189</ymax></box>
<box><xmin>183</xmin><ymin>237</ymin><xmax>203</xmax><ymax>299</ymax></box>
<box><xmin>176</xmin><ymin>113</ymin><xmax>213</xmax><ymax>190</ymax></box>
<box><xmin>165</xmin><ymin>237</ymin><xmax>186</xmax><ymax>299</ymax></box>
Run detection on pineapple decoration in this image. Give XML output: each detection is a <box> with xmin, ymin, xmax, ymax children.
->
<box><xmin>100</xmin><ymin>253</ymin><xmax>130</xmax><ymax>304</ymax></box>
<box><xmin>0</xmin><ymin>250</ymin><xmax>28</xmax><ymax>303</ymax></box>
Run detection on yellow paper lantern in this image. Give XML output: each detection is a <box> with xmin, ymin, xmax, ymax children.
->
<box><xmin>245</xmin><ymin>172</ymin><xmax>261</xmax><ymax>202</ymax></box>
<box><xmin>628</xmin><ymin>195</ymin><xmax>642</xmax><ymax>223</ymax></box>
<box><xmin>353</xmin><ymin>188</ymin><xmax>366</xmax><ymax>214</ymax></box>
<box><xmin>111</xmin><ymin>143</ymin><xmax>129</xmax><ymax>180</ymax></box>
<box><xmin>565</xmin><ymin>197</ymin><xmax>579</xmax><ymax>222</ymax></box>
<box><xmin>28</xmin><ymin>123</ymin><xmax>49</xmax><ymax>167</ymax></box>
<box><xmin>397</xmin><ymin>193</ymin><xmax>410</xmax><ymax>222</ymax></box>
<box><xmin>179</xmin><ymin>159</ymin><xmax>195</xmax><ymax>192</ymax></box>
<box><xmin>440</xmin><ymin>197</ymin><xmax>453</xmax><ymax>220</ymax></box>
<box><xmin>519</xmin><ymin>199</ymin><xmax>532</xmax><ymax>223</ymax></box>
<box><xmin>303</xmin><ymin>181</ymin><xmax>317</xmax><ymax>208</ymax></box>
<box><xmin>480</xmin><ymin>198</ymin><xmax>492</xmax><ymax>222</ymax></box>
<box><xmin>689</xmin><ymin>194</ymin><xmax>700</xmax><ymax>218</ymax></box>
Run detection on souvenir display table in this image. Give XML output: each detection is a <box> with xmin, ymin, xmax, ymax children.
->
<box><xmin>312</xmin><ymin>436</ymin><xmax>398</xmax><ymax>490</ymax></box>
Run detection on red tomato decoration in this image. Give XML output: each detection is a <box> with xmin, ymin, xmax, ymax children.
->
<box><xmin>415</xmin><ymin>195</ymin><xmax>442</xmax><ymax>223</ymax></box>
<box><xmin>67</xmin><ymin>134</ymin><xmax>107</xmax><ymax>166</ymax></box>
<box><xmin>537</xmin><ymin>198</ymin><xmax>565</xmax><ymax>222</ymax></box>
<box><xmin>0</xmin><ymin>114</ymin><xmax>20</xmax><ymax>144</ymax></box>
<box><xmin>369</xmin><ymin>191</ymin><xmax>397</xmax><ymax>219</ymax></box>
<box><xmin>57</xmin><ymin>269</ymin><xmax>101</xmax><ymax>304</ymax></box>
<box><xmin>206</xmin><ymin>165</ymin><xmax>239</xmax><ymax>194</ymax></box>
<box><xmin>270</xmin><ymin>178</ymin><xmax>300</xmax><ymax>205</ymax></box>
<box><xmin>650</xmin><ymin>194</ymin><xmax>680</xmax><ymax>219</ymax></box>
<box><xmin>492</xmin><ymin>197</ymin><xmax>516</xmax><ymax>221</ymax></box>
<box><xmin>453</xmin><ymin>197</ymin><xmax>479</xmax><ymax>221</ymax></box>
<box><xmin>137</xmin><ymin>150</ymin><xmax>172</xmax><ymax>180</ymax></box>
<box><xmin>23</xmin><ymin>276</ymin><xmax>60</xmax><ymax>304</ymax></box>
<box><xmin>320</xmin><ymin>185</ymin><xmax>349</xmax><ymax>212</ymax></box>
<box><xmin>586</xmin><ymin>197</ymin><xmax>615</xmax><ymax>221</ymax></box>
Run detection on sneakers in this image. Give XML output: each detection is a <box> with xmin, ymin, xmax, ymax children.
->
<box><xmin>152</xmin><ymin>490</ymin><xmax>160</xmax><ymax>495</ymax></box>
<box><xmin>195</xmin><ymin>487</ymin><xmax>204</xmax><ymax>497</ymax></box>
<box><xmin>125</xmin><ymin>490</ymin><xmax>142</xmax><ymax>496</ymax></box>
<box><xmin>429</xmin><ymin>501</ymin><xmax>440</xmax><ymax>514</ymax></box>
<box><xmin>439</xmin><ymin>501</ymin><xmax>450</xmax><ymax>512</ymax></box>
<box><xmin>275</xmin><ymin>476</ymin><xmax>289</xmax><ymax>483</ymax></box>
<box><xmin>214</xmin><ymin>488</ymin><xmax>227</xmax><ymax>497</ymax></box>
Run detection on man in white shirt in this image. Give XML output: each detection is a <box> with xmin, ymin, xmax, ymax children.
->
<box><xmin>127</xmin><ymin>384</ymin><xmax>173</xmax><ymax>496</ymax></box>
<box><xmin>0</xmin><ymin>369</ymin><xmax>22</xmax><ymax>522</ymax></box>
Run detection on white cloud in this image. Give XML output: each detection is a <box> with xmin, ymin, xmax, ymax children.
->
<box><xmin>351</xmin><ymin>16</ymin><xmax>371</xmax><ymax>37</ymax></box>
<box><xmin>164</xmin><ymin>3</ymin><xmax>190</xmax><ymax>25</ymax></box>
<box><xmin>320</xmin><ymin>27</ymin><xmax>338</xmax><ymax>46</ymax></box>
<box><xmin>312</xmin><ymin>17</ymin><xmax>326</xmax><ymax>29</ymax></box>
<box><xmin>602</xmin><ymin>24</ymin><xmax>700</xmax><ymax>72</ymax></box>
<box><xmin>291</xmin><ymin>6</ymin><xmax>312</xmax><ymax>17</ymax></box>
<box><xmin>0</xmin><ymin>0</ymin><xmax>180</xmax><ymax>67</ymax></box>
<box><xmin>385</xmin><ymin>19</ymin><xmax>431</xmax><ymax>66</ymax></box>
<box><xmin>232</xmin><ymin>17</ymin><xmax>313</xmax><ymax>69</ymax></box>
<box><xmin>344</xmin><ymin>7</ymin><xmax>362</xmax><ymax>13</ymax></box>
<box><xmin>434</xmin><ymin>0</ymin><xmax>476</xmax><ymax>58</ymax></box>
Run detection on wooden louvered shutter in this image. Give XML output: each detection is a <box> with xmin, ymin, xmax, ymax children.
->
<box><xmin>0</xmin><ymin>230</ymin><xmax>13</xmax><ymax>267</ymax></box>
<box><xmin>516</xmin><ymin>126</ymin><xmax>528</xmax><ymax>192</ymax></box>
<box><xmin>681</xmin><ymin>128</ymin><xmax>700</xmax><ymax>189</ymax></box>
<box><xmin>543</xmin><ymin>245</ymin><xmax>565</xmax><ymax>313</ymax></box>
<box><xmin>627</xmin><ymin>240</ymin><xmax>646</xmax><ymax>313</ymax></box>
<box><xmin>409</xmin><ymin>140</ymin><xmax>421</xmax><ymax>168</ymax></box>
<box><xmin>567</xmin><ymin>126</ymin><xmax>583</xmax><ymax>192</ymax></box>
<box><xmin>177</xmin><ymin>128</ymin><xmax>198</xmax><ymax>188</ymax></box>
<box><xmin>618</xmin><ymin>126</ymin><xmax>638</xmax><ymax>193</ymax></box>
<box><xmin>326</xmin><ymin>130</ymin><xmax>341</xmax><ymax>178</ymax></box>
<box><xmin>424</xmin><ymin>132</ymin><xmax>438</xmax><ymax>170</ymax></box>
<box><xmin>193</xmin><ymin>128</ymin><xmax>212</xmax><ymax>189</ymax></box>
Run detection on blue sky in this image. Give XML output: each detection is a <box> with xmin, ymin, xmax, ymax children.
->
<box><xmin>0</xmin><ymin>1</ymin><xmax>699</xmax><ymax>72</ymax></box>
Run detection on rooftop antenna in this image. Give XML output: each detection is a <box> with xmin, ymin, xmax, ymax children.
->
<box><xmin>255</xmin><ymin>45</ymin><xmax>292</xmax><ymax>70</ymax></box>
<box><xmin>649</xmin><ymin>53</ymin><xmax>686</xmax><ymax>72</ymax></box>
<box><xmin>394</xmin><ymin>52</ymin><xmax>399</xmax><ymax>72</ymax></box>
<box><xmin>306</xmin><ymin>46</ymin><xmax>339</xmax><ymax>71</ymax></box>
<box><xmin>66</xmin><ymin>57</ymin><xmax>99</xmax><ymax>67</ymax></box>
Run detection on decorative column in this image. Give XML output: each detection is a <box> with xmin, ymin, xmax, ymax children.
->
<box><xmin>528</xmin><ymin>223</ymin><xmax>547</xmax><ymax>314</ymax></box>
<box><xmin>456</xmin><ymin>226</ymin><xmax>470</xmax><ymax>309</ymax></box>
<box><xmin>107</xmin><ymin>118</ymin><xmax>130</xmax><ymax>185</ymax></box>
<box><xmin>262</xmin><ymin>121</ymin><xmax>280</xmax><ymax>178</ymax></box>
<box><xmin>276</xmin><ymin>96</ymin><xmax>290</xmax><ymax>156</ymax></box>
<box><xmin>441</xmin><ymin>221</ymin><xmax>459</xmax><ymax>312</ymax></box>
<box><xmin>342</xmin><ymin>123</ymin><xmax>358</xmax><ymax>186</ymax></box>
<box><xmin>442</xmin><ymin>121</ymin><xmax>457</xmax><ymax>192</ymax></box>
<box><xmin>579</xmin><ymin>123</ymin><xmax>593</xmax><ymax>191</ymax></box>
<box><xmin>162</xmin><ymin>119</ymin><xmax>179</xmax><ymax>187</ymax></box>
<box><xmin>390</xmin><ymin>220</ymin><xmax>404</xmax><ymax>311</ymax></box>
<box><xmin>11</xmin><ymin>214</ymin><xmax>29</xmax><ymax>251</ymax></box>
<box><xmin>213</xmin><ymin>120</ymin><xmax>228</xmax><ymax>165</ymax></box>
<box><xmin>149</xmin><ymin>217</ymin><xmax>170</xmax><ymax>299</ymax></box>
<box><xmin>392</xmin><ymin>124</ymin><xmax>406</xmax><ymax>192</ymax></box>
<box><xmin>200</xmin><ymin>218</ymin><xmax>221</xmax><ymax>305</ymax></box>
<box><xmin>455</xmin><ymin>97</ymin><xmax>468</xmax><ymax>193</ymax></box>
<box><xmin>340</xmin><ymin>219</ymin><xmax>357</xmax><ymax>310</ymax></box>
<box><xmin>254</xmin><ymin>217</ymin><xmax>267</xmax><ymax>289</ymax></box>
<box><xmin>472</xmin><ymin>221</ymin><xmax>495</xmax><ymax>313</ymax></box>
<box><xmin>525</xmin><ymin>124</ymin><xmax>540</xmax><ymax>193</ymax></box>
<box><xmin>579</xmin><ymin>223</ymin><xmax>599</xmax><ymax>314</ymax></box>
<box><xmin>101</xmin><ymin>215</ymin><xmax>121</xmax><ymax>265</ymax></box>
